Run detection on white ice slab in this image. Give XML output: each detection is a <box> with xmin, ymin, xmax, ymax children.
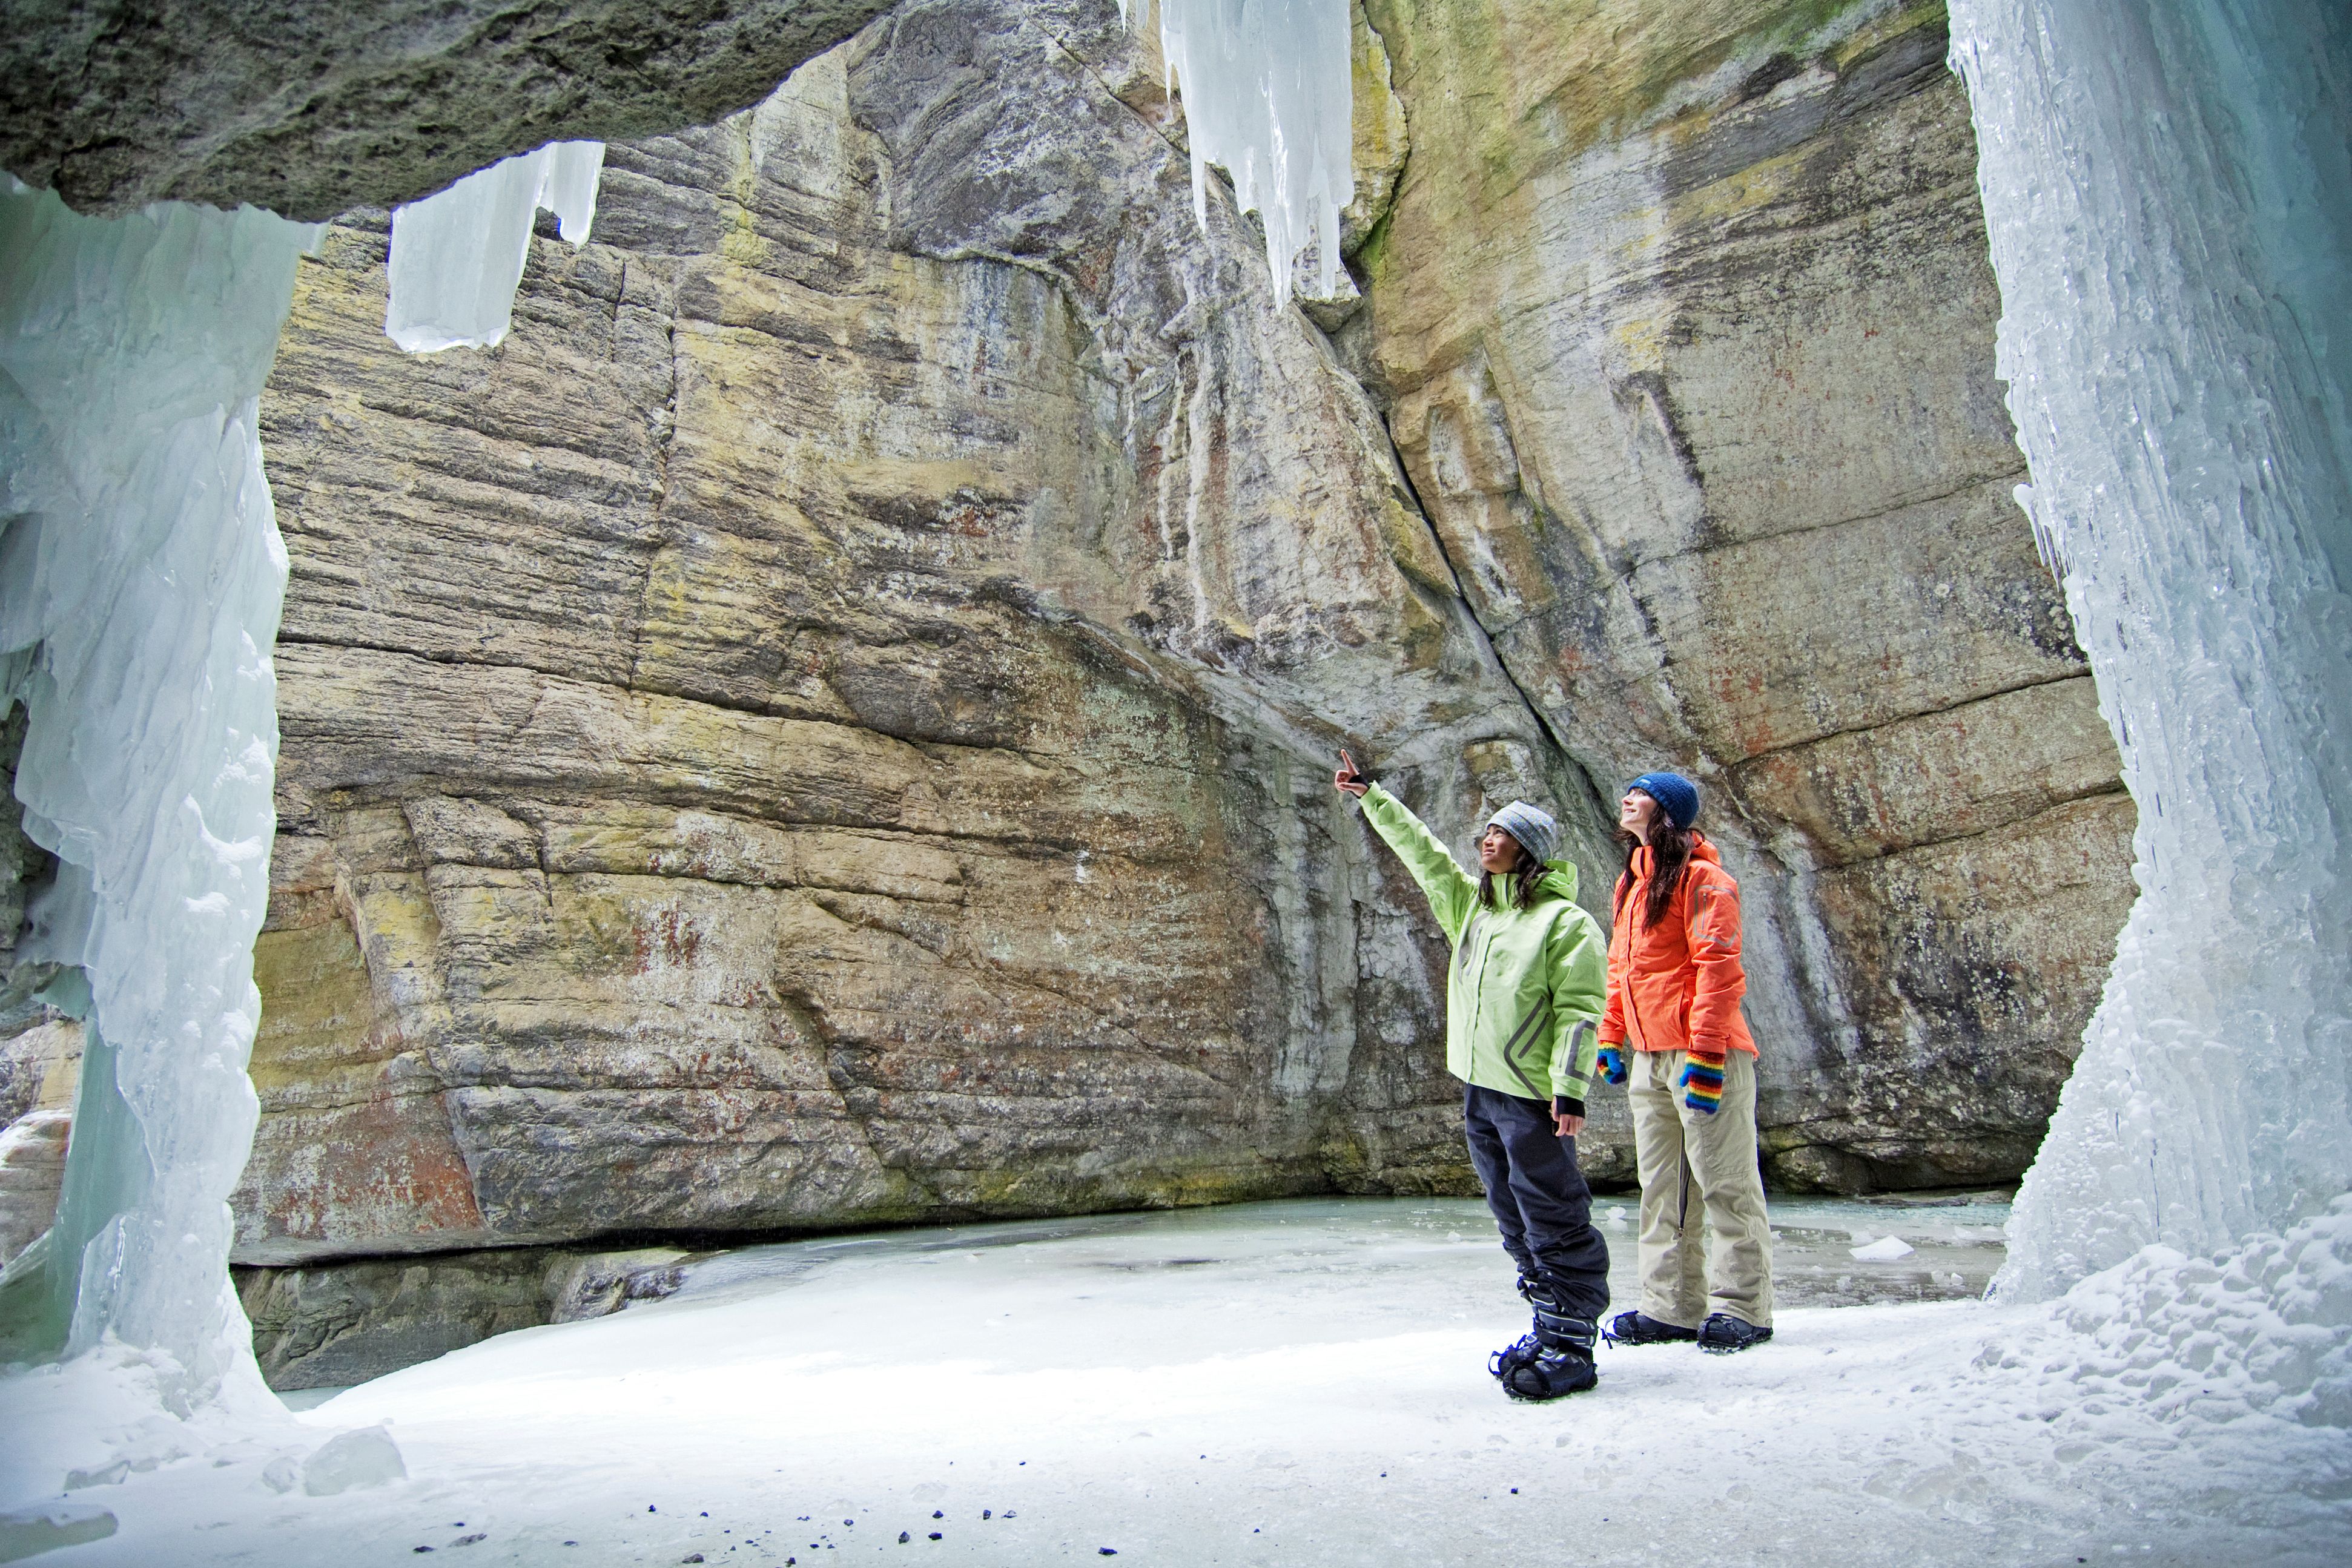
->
<box><xmin>384</xmin><ymin>140</ymin><xmax>605</xmax><ymax>352</ymax></box>
<box><xmin>1948</xmin><ymin>0</ymin><xmax>2352</xmax><ymax>1298</ymax></box>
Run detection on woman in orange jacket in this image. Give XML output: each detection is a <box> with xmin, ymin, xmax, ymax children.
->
<box><xmin>1593</xmin><ymin>771</ymin><xmax>1774</xmax><ymax>1353</ymax></box>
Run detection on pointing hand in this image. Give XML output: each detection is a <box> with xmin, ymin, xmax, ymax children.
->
<box><xmin>1333</xmin><ymin>748</ymin><xmax>1369</xmax><ymax>798</ymax></box>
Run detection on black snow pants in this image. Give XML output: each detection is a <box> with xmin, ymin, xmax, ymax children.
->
<box><xmin>1462</xmin><ymin>1082</ymin><xmax>1611</xmax><ymax>1324</ymax></box>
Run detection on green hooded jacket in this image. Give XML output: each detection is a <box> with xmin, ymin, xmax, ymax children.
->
<box><xmin>1358</xmin><ymin>783</ymin><xmax>1607</xmax><ymax>1107</ymax></box>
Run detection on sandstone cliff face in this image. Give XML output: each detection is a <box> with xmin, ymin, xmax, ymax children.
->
<box><xmin>232</xmin><ymin>0</ymin><xmax>2133</xmax><ymax>1294</ymax></box>
<box><xmin>237</xmin><ymin>0</ymin><xmax>1596</xmax><ymax>1270</ymax></box>
<box><xmin>1352</xmin><ymin>0</ymin><xmax>2134</xmax><ymax>1188</ymax></box>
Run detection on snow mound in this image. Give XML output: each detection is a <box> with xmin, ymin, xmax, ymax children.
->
<box><xmin>1980</xmin><ymin>1197</ymin><xmax>2352</xmax><ymax>1428</ymax></box>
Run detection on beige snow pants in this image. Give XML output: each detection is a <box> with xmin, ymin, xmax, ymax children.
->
<box><xmin>1629</xmin><ymin>1047</ymin><xmax>1774</xmax><ymax>1329</ymax></box>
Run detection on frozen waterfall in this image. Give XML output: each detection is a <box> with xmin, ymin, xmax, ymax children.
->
<box><xmin>1138</xmin><ymin>0</ymin><xmax>1354</xmax><ymax>305</ymax></box>
<box><xmin>0</xmin><ymin>184</ymin><xmax>314</xmax><ymax>1398</ymax></box>
<box><xmin>0</xmin><ymin>134</ymin><xmax>604</xmax><ymax>1402</ymax></box>
<box><xmin>1947</xmin><ymin>0</ymin><xmax>2352</xmax><ymax>1299</ymax></box>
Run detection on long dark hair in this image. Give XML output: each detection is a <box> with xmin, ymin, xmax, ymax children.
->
<box><xmin>1614</xmin><ymin>817</ymin><xmax>1693</xmax><ymax>930</ymax></box>
<box><xmin>1478</xmin><ymin>844</ymin><xmax>1545</xmax><ymax>911</ymax></box>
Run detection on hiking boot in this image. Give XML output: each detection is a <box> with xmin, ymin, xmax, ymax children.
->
<box><xmin>1696</xmin><ymin>1313</ymin><xmax>1773</xmax><ymax>1354</ymax></box>
<box><xmin>1488</xmin><ymin>1331</ymin><xmax>1542</xmax><ymax>1382</ymax></box>
<box><xmin>1493</xmin><ymin>1273</ymin><xmax>1600</xmax><ymax>1398</ymax></box>
<box><xmin>1498</xmin><ymin>1343</ymin><xmax>1598</xmax><ymax>1401</ymax></box>
<box><xmin>1485</xmin><ymin>1271</ymin><xmax>1551</xmax><ymax>1379</ymax></box>
<box><xmin>1603</xmin><ymin>1311</ymin><xmax>1697</xmax><ymax>1346</ymax></box>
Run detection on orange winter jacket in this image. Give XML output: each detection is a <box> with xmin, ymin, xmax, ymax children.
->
<box><xmin>1601</xmin><ymin>834</ymin><xmax>1757</xmax><ymax>1058</ymax></box>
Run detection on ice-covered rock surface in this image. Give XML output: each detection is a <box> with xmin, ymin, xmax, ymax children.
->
<box><xmin>385</xmin><ymin>142</ymin><xmax>604</xmax><ymax>352</ymax></box>
<box><xmin>4</xmin><ymin>1199</ymin><xmax>2342</xmax><ymax>1566</ymax></box>
<box><xmin>1947</xmin><ymin>0</ymin><xmax>2351</xmax><ymax>1292</ymax></box>
<box><xmin>1143</xmin><ymin>0</ymin><xmax>1353</xmax><ymax>303</ymax></box>
<box><xmin>0</xmin><ymin>182</ymin><xmax>312</xmax><ymax>1398</ymax></box>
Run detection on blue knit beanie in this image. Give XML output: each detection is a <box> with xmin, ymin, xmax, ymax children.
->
<box><xmin>1485</xmin><ymin>800</ymin><xmax>1560</xmax><ymax>868</ymax></box>
<box><xmin>1628</xmin><ymin>771</ymin><xmax>1699</xmax><ymax>830</ymax></box>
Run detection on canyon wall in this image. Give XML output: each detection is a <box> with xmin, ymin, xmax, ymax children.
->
<box><xmin>1352</xmin><ymin>0</ymin><xmax>2134</xmax><ymax>1190</ymax></box>
<box><xmin>28</xmin><ymin>0</ymin><xmax>2130</xmax><ymax>1383</ymax></box>
<box><xmin>233</xmin><ymin>0</ymin><xmax>1593</xmax><ymax>1308</ymax></box>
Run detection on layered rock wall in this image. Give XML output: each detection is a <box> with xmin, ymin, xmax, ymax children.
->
<box><xmin>226</xmin><ymin>0</ymin><xmax>2135</xmax><ymax>1326</ymax></box>
<box><xmin>1353</xmin><ymin>0</ymin><xmax>2134</xmax><ymax>1188</ymax></box>
<box><xmin>237</xmin><ymin>0</ymin><xmax>1593</xmax><ymax>1272</ymax></box>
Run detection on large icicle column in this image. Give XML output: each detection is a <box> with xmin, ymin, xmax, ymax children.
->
<box><xmin>0</xmin><ymin>185</ymin><xmax>314</xmax><ymax>1398</ymax></box>
<box><xmin>1148</xmin><ymin>0</ymin><xmax>1352</xmax><ymax>304</ymax></box>
<box><xmin>0</xmin><ymin>140</ymin><xmax>606</xmax><ymax>1408</ymax></box>
<box><xmin>1947</xmin><ymin>0</ymin><xmax>2351</xmax><ymax>1296</ymax></box>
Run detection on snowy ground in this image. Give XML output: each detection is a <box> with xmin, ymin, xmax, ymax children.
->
<box><xmin>4</xmin><ymin>1196</ymin><xmax>2346</xmax><ymax>1567</ymax></box>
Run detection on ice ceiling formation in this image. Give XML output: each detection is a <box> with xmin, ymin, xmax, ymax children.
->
<box><xmin>1133</xmin><ymin>0</ymin><xmax>1354</xmax><ymax>305</ymax></box>
<box><xmin>383</xmin><ymin>141</ymin><xmax>605</xmax><ymax>353</ymax></box>
<box><xmin>0</xmin><ymin>0</ymin><xmax>2344</xmax><ymax>1439</ymax></box>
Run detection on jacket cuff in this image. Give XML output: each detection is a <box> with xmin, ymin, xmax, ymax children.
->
<box><xmin>1685</xmin><ymin>1045</ymin><xmax>1728</xmax><ymax>1066</ymax></box>
<box><xmin>1553</xmin><ymin>1095</ymin><xmax>1586</xmax><ymax>1120</ymax></box>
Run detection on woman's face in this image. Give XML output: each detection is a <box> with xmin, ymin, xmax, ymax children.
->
<box><xmin>1477</xmin><ymin>826</ymin><xmax>1526</xmax><ymax>874</ymax></box>
<box><xmin>1620</xmin><ymin>789</ymin><xmax>1660</xmax><ymax>842</ymax></box>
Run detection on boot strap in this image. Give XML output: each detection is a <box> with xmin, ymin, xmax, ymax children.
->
<box><xmin>1533</xmin><ymin>1304</ymin><xmax>1596</xmax><ymax>1351</ymax></box>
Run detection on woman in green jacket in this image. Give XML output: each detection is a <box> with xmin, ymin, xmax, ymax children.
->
<box><xmin>1334</xmin><ymin>751</ymin><xmax>1611</xmax><ymax>1401</ymax></box>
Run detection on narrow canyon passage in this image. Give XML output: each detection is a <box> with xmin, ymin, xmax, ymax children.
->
<box><xmin>220</xmin><ymin>0</ymin><xmax>2135</xmax><ymax>1357</ymax></box>
<box><xmin>1</xmin><ymin>0</ymin><xmax>2346</xmax><ymax>1560</ymax></box>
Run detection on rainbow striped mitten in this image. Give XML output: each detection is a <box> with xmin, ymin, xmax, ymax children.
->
<box><xmin>1680</xmin><ymin>1050</ymin><xmax>1726</xmax><ymax>1115</ymax></box>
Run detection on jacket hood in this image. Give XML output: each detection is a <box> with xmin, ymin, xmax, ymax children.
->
<box><xmin>1530</xmin><ymin>859</ymin><xmax>1579</xmax><ymax>901</ymax></box>
<box><xmin>1633</xmin><ymin>833</ymin><xmax>1720</xmax><ymax>876</ymax></box>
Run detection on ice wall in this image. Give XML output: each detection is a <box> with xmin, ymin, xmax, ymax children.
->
<box><xmin>0</xmin><ymin>182</ymin><xmax>314</xmax><ymax>1397</ymax></box>
<box><xmin>1947</xmin><ymin>0</ymin><xmax>2352</xmax><ymax>1296</ymax></box>
<box><xmin>1138</xmin><ymin>0</ymin><xmax>1352</xmax><ymax>305</ymax></box>
<box><xmin>385</xmin><ymin>141</ymin><xmax>604</xmax><ymax>352</ymax></box>
<box><xmin>0</xmin><ymin>133</ymin><xmax>605</xmax><ymax>1405</ymax></box>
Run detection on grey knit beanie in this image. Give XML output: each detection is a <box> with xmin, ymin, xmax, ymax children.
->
<box><xmin>1485</xmin><ymin>800</ymin><xmax>1560</xmax><ymax>869</ymax></box>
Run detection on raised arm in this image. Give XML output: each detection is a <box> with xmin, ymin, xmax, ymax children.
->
<box><xmin>1344</xmin><ymin>768</ymin><xmax>1480</xmax><ymax>943</ymax></box>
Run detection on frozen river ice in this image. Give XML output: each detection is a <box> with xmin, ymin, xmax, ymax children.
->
<box><xmin>6</xmin><ymin>1194</ymin><xmax>2345</xmax><ymax>1567</ymax></box>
